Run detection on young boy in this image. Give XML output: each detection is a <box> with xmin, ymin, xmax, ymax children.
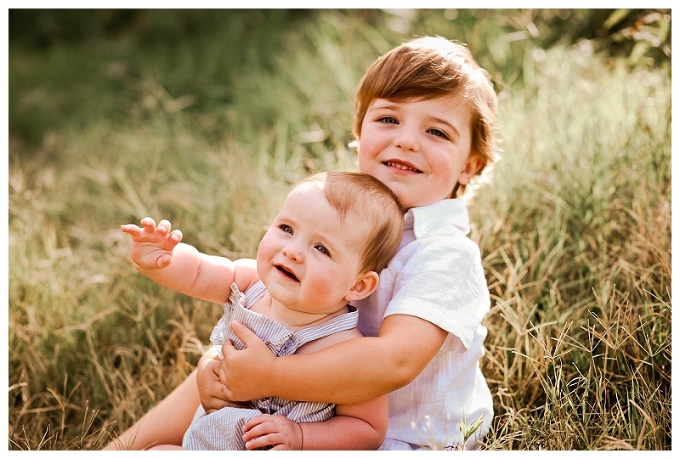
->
<box><xmin>117</xmin><ymin>172</ymin><xmax>403</xmax><ymax>450</ymax></box>
<box><xmin>204</xmin><ymin>35</ymin><xmax>499</xmax><ymax>450</ymax></box>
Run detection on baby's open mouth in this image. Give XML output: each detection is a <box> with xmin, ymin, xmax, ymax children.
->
<box><xmin>276</xmin><ymin>265</ymin><xmax>299</xmax><ymax>282</ymax></box>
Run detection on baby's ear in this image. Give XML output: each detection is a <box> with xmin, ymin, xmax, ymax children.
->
<box><xmin>345</xmin><ymin>271</ymin><xmax>379</xmax><ymax>302</ymax></box>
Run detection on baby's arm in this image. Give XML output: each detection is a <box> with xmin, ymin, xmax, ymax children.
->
<box><xmin>121</xmin><ymin>217</ymin><xmax>257</xmax><ymax>303</ymax></box>
<box><xmin>196</xmin><ymin>348</ymin><xmax>251</xmax><ymax>411</ymax></box>
<box><xmin>303</xmin><ymin>395</ymin><xmax>388</xmax><ymax>449</ymax></box>
<box><xmin>241</xmin><ymin>395</ymin><xmax>388</xmax><ymax>450</ymax></box>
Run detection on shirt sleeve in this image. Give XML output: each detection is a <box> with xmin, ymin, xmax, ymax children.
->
<box><xmin>384</xmin><ymin>234</ymin><xmax>490</xmax><ymax>350</ymax></box>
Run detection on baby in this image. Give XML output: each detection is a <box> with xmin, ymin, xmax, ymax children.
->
<box><xmin>120</xmin><ymin>171</ymin><xmax>403</xmax><ymax>450</ymax></box>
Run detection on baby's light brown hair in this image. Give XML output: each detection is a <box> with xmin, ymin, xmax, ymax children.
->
<box><xmin>297</xmin><ymin>172</ymin><xmax>403</xmax><ymax>273</ymax></box>
<box><xmin>353</xmin><ymin>36</ymin><xmax>499</xmax><ymax>198</ymax></box>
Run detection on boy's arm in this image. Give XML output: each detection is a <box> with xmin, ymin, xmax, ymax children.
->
<box><xmin>121</xmin><ymin>217</ymin><xmax>257</xmax><ymax>303</ymax></box>
<box><xmin>241</xmin><ymin>393</ymin><xmax>389</xmax><ymax>450</ymax></box>
<box><xmin>220</xmin><ymin>315</ymin><xmax>448</xmax><ymax>405</ymax></box>
<box><xmin>218</xmin><ymin>241</ymin><xmax>481</xmax><ymax>405</ymax></box>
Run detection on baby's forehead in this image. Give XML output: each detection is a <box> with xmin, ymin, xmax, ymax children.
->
<box><xmin>286</xmin><ymin>181</ymin><xmax>326</xmax><ymax>205</ymax></box>
<box><xmin>286</xmin><ymin>183</ymin><xmax>372</xmax><ymax>230</ymax></box>
<box><xmin>286</xmin><ymin>183</ymin><xmax>337</xmax><ymax>213</ymax></box>
<box><xmin>290</xmin><ymin>180</ymin><xmax>323</xmax><ymax>193</ymax></box>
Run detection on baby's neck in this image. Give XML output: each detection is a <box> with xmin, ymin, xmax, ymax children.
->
<box><xmin>253</xmin><ymin>295</ymin><xmax>349</xmax><ymax>332</ymax></box>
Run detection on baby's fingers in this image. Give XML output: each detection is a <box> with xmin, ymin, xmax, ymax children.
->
<box><xmin>120</xmin><ymin>223</ymin><xmax>142</xmax><ymax>236</ymax></box>
<box><xmin>140</xmin><ymin>217</ymin><xmax>158</xmax><ymax>232</ymax></box>
<box><xmin>156</xmin><ymin>219</ymin><xmax>172</xmax><ymax>236</ymax></box>
<box><xmin>242</xmin><ymin>414</ymin><xmax>270</xmax><ymax>433</ymax></box>
<box><xmin>168</xmin><ymin>229</ymin><xmax>183</xmax><ymax>246</ymax></box>
<box><xmin>242</xmin><ymin>415</ymin><xmax>301</xmax><ymax>450</ymax></box>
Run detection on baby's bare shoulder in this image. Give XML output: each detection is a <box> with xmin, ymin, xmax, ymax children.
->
<box><xmin>296</xmin><ymin>327</ymin><xmax>363</xmax><ymax>354</ymax></box>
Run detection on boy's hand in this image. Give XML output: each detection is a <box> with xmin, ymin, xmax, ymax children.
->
<box><xmin>196</xmin><ymin>353</ymin><xmax>250</xmax><ymax>413</ymax></box>
<box><xmin>120</xmin><ymin>217</ymin><xmax>183</xmax><ymax>272</ymax></box>
<box><xmin>242</xmin><ymin>414</ymin><xmax>303</xmax><ymax>450</ymax></box>
<box><xmin>221</xmin><ymin>321</ymin><xmax>277</xmax><ymax>401</ymax></box>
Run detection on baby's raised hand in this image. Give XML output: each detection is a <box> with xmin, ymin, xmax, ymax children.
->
<box><xmin>121</xmin><ymin>217</ymin><xmax>183</xmax><ymax>272</ymax></box>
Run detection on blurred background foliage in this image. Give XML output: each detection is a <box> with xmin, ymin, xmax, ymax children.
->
<box><xmin>9</xmin><ymin>8</ymin><xmax>671</xmax><ymax>148</ymax></box>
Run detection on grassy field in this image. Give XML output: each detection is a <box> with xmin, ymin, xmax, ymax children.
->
<box><xmin>7</xmin><ymin>9</ymin><xmax>671</xmax><ymax>450</ymax></box>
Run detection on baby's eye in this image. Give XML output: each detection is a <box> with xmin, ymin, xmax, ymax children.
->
<box><xmin>427</xmin><ymin>128</ymin><xmax>449</xmax><ymax>139</ymax></box>
<box><xmin>378</xmin><ymin>116</ymin><xmax>399</xmax><ymax>125</ymax></box>
<box><xmin>278</xmin><ymin>224</ymin><xmax>293</xmax><ymax>234</ymax></box>
<box><xmin>315</xmin><ymin>244</ymin><xmax>331</xmax><ymax>256</ymax></box>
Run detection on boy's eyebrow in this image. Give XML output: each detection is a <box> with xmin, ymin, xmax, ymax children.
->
<box><xmin>367</xmin><ymin>102</ymin><xmax>397</xmax><ymax>112</ymax></box>
<box><xmin>368</xmin><ymin>101</ymin><xmax>462</xmax><ymax>137</ymax></box>
<box><xmin>427</xmin><ymin>115</ymin><xmax>461</xmax><ymax>137</ymax></box>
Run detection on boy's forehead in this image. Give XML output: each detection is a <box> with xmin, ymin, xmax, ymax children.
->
<box><xmin>371</xmin><ymin>93</ymin><xmax>468</xmax><ymax>109</ymax></box>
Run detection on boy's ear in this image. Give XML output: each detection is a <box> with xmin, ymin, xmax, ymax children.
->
<box><xmin>345</xmin><ymin>271</ymin><xmax>380</xmax><ymax>302</ymax></box>
<box><xmin>457</xmin><ymin>154</ymin><xmax>483</xmax><ymax>185</ymax></box>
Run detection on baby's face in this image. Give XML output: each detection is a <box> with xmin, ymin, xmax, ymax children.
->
<box><xmin>357</xmin><ymin>96</ymin><xmax>481</xmax><ymax>210</ymax></box>
<box><xmin>256</xmin><ymin>183</ymin><xmax>368</xmax><ymax>315</ymax></box>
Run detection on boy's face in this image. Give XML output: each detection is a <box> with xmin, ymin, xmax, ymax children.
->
<box><xmin>257</xmin><ymin>183</ymin><xmax>369</xmax><ymax>315</ymax></box>
<box><xmin>357</xmin><ymin>95</ymin><xmax>481</xmax><ymax>210</ymax></box>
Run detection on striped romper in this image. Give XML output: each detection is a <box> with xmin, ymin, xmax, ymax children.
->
<box><xmin>182</xmin><ymin>280</ymin><xmax>359</xmax><ymax>450</ymax></box>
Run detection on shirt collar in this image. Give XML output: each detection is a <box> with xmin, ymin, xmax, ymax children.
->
<box><xmin>404</xmin><ymin>199</ymin><xmax>470</xmax><ymax>239</ymax></box>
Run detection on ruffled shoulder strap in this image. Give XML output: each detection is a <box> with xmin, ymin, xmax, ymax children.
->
<box><xmin>243</xmin><ymin>280</ymin><xmax>267</xmax><ymax>308</ymax></box>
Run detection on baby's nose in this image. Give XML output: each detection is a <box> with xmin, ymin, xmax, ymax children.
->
<box><xmin>282</xmin><ymin>244</ymin><xmax>303</xmax><ymax>262</ymax></box>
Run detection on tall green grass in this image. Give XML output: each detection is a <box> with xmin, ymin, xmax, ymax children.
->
<box><xmin>8</xmin><ymin>10</ymin><xmax>670</xmax><ymax>450</ymax></box>
<box><xmin>471</xmin><ymin>49</ymin><xmax>670</xmax><ymax>449</ymax></box>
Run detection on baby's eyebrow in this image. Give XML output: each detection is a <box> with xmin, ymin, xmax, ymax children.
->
<box><xmin>315</xmin><ymin>233</ymin><xmax>338</xmax><ymax>252</ymax></box>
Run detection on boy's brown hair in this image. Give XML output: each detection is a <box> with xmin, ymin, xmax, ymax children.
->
<box><xmin>298</xmin><ymin>172</ymin><xmax>403</xmax><ymax>273</ymax></box>
<box><xmin>353</xmin><ymin>36</ymin><xmax>499</xmax><ymax>198</ymax></box>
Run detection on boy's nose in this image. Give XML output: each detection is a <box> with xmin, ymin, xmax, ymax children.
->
<box><xmin>393</xmin><ymin>128</ymin><xmax>420</xmax><ymax>152</ymax></box>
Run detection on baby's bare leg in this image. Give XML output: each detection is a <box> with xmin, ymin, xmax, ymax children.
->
<box><xmin>103</xmin><ymin>369</ymin><xmax>200</xmax><ymax>450</ymax></box>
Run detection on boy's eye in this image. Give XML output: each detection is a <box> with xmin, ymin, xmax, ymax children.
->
<box><xmin>315</xmin><ymin>244</ymin><xmax>331</xmax><ymax>256</ymax></box>
<box><xmin>279</xmin><ymin>224</ymin><xmax>293</xmax><ymax>234</ymax></box>
<box><xmin>378</xmin><ymin>116</ymin><xmax>398</xmax><ymax>125</ymax></box>
<box><xmin>428</xmin><ymin>128</ymin><xmax>449</xmax><ymax>140</ymax></box>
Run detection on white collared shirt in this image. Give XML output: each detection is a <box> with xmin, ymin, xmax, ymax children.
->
<box><xmin>355</xmin><ymin>198</ymin><xmax>493</xmax><ymax>450</ymax></box>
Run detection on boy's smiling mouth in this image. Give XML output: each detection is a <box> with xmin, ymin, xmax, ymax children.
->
<box><xmin>384</xmin><ymin>160</ymin><xmax>421</xmax><ymax>173</ymax></box>
<box><xmin>276</xmin><ymin>264</ymin><xmax>300</xmax><ymax>282</ymax></box>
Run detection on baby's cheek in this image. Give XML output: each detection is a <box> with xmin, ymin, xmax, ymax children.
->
<box><xmin>306</xmin><ymin>272</ymin><xmax>333</xmax><ymax>292</ymax></box>
<box><xmin>306</xmin><ymin>271</ymin><xmax>341</xmax><ymax>298</ymax></box>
